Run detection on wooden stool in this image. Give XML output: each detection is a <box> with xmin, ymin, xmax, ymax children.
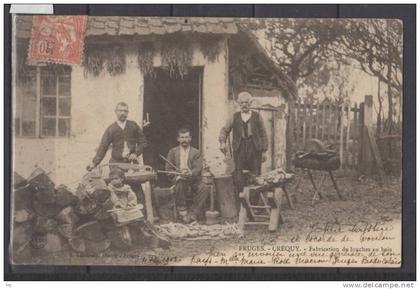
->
<box><xmin>238</xmin><ymin>182</ymin><xmax>288</xmax><ymax>234</ymax></box>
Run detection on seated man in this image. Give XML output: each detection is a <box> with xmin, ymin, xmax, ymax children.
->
<box><xmin>166</xmin><ymin>128</ymin><xmax>210</xmax><ymax>223</ymax></box>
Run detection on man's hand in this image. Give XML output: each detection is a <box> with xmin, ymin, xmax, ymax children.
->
<box><xmin>128</xmin><ymin>153</ymin><xmax>137</xmax><ymax>162</ymax></box>
<box><xmin>142</xmin><ymin>119</ymin><xmax>151</xmax><ymax>128</ymax></box>
<box><xmin>176</xmin><ymin>169</ymin><xmax>191</xmax><ymax>182</ymax></box>
<box><xmin>181</xmin><ymin>168</ymin><xmax>192</xmax><ymax>176</ymax></box>
<box><xmin>219</xmin><ymin>142</ymin><xmax>227</xmax><ymax>155</ymax></box>
<box><xmin>262</xmin><ymin>152</ymin><xmax>267</xmax><ymax>163</ymax></box>
<box><xmin>86</xmin><ymin>163</ymin><xmax>97</xmax><ymax>171</ymax></box>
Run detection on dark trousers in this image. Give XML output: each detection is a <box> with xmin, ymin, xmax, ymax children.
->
<box><xmin>233</xmin><ymin>137</ymin><xmax>262</xmax><ymax>193</ymax></box>
<box><xmin>173</xmin><ymin>179</ymin><xmax>210</xmax><ymax>218</ymax></box>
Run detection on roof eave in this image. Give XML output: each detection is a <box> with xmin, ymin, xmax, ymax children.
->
<box><xmin>237</xmin><ymin>25</ymin><xmax>297</xmax><ymax>100</ymax></box>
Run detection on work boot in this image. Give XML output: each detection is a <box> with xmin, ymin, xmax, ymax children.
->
<box><xmin>177</xmin><ymin>209</ymin><xmax>190</xmax><ymax>224</ymax></box>
<box><xmin>187</xmin><ymin>212</ymin><xmax>197</xmax><ymax>223</ymax></box>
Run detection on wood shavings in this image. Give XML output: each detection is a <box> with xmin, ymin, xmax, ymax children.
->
<box><xmin>156</xmin><ymin>222</ymin><xmax>239</xmax><ymax>240</ymax></box>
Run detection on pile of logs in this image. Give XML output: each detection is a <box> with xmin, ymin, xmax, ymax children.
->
<box><xmin>12</xmin><ymin>168</ymin><xmax>167</xmax><ymax>262</ymax></box>
<box><xmin>13</xmin><ymin>168</ymin><xmax>79</xmax><ymax>259</ymax></box>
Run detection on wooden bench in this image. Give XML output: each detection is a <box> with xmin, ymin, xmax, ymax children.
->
<box><xmin>238</xmin><ymin>178</ymin><xmax>293</xmax><ymax>234</ymax></box>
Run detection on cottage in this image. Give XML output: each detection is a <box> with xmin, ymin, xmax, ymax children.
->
<box><xmin>13</xmin><ymin>16</ymin><xmax>296</xmax><ymax>187</ymax></box>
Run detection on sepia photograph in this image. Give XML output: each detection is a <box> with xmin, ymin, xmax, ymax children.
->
<box><xmin>9</xmin><ymin>14</ymin><xmax>403</xmax><ymax>267</ymax></box>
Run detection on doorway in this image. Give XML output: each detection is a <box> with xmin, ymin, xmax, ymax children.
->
<box><xmin>143</xmin><ymin>67</ymin><xmax>203</xmax><ymax>185</ymax></box>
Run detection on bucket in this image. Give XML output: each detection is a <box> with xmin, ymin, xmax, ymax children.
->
<box><xmin>214</xmin><ymin>175</ymin><xmax>238</xmax><ymax>219</ymax></box>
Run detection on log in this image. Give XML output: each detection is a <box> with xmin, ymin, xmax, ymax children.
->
<box><xmin>13</xmin><ymin>172</ymin><xmax>28</xmax><ymax>189</ymax></box>
<box><xmin>81</xmin><ymin>173</ymin><xmax>108</xmax><ymax>195</ymax></box>
<box><xmin>12</xmin><ymin>240</ymin><xmax>32</xmax><ymax>262</ymax></box>
<box><xmin>93</xmin><ymin>198</ymin><xmax>114</xmax><ymax>221</ymax></box>
<box><xmin>57</xmin><ymin>223</ymin><xmax>74</xmax><ymax>239</ymax></box>
<box><xmin>55</xmin><ymin>206</ymin><xmax>79</xmax><ymax>224</ymax></box>
<box><xmin>30</xmin><ymin>233</ymin><xmax>47</xmax><ymax>250</ymax></box>
<box><xmin>42</xmin><ymin>233</ymin><xmax>64</xmax><ymax>253</ymax></box>
<box><xmin>13</xmin><ymin>222</ymin><xmax>33</xmax><ymax>248</ymax></box>
<box><xmin>91</xmin><ymin>188</ymin><xmax>111</xmax><ymax>204</ymax></box>
<box><xmin>28</xmin><ymin>167</ymin><xmax>55</xmax><ymax>191</ymax></box>
<box><xmin>35</xmin><ymin>187</ymin><xmax>56</xmax><ymax>204</ymax></box>
<box><xmin>68</xmin><ymin>237</ymin><xmax>86</xmax><ymax>253</ymax></box>
<box><xmin>77</xmin><ymin>173</ymin><xmax>110</xmax><ymax>203</ymax></box>
<box><xmin>32</xmin><ymin>199</ymin><xmax>62</xmax><ymax>218</ymax></box>
<box><xmin>75</xmin><ymin>183</ymin><xmax>88</xmax><ymax>200</ymax></box>
<box><xmin>84</xmin><ymin>238</ymin><xmax>111</xmax><ymax>254</ymax></box>
<box><xmin>55</xmin><ymin>185</ymin><xmax>78</xmax><ymax>208</ymax></box>
<box><xmin>34</xmin><ymin>216</ymin><xmax>57</xmax><ymax>234</ymax></box>
<box><xmin>75</xmin><ymin>220</ymin><xmax>107</xmax><ymax>241</ymax></box>
<box><xmin>74</xmin><ymin>197</ymin><xmax>98</xmax><ymax>216</ymax></box>
<box><xmin>106</xmin><ymin>226</ymin><xmax>132</xmax><ymax>249</ymax></box>
<box><xmin>75</xmin><ymin>173</ymin><xmax>113</xmax><ymax>218</ymax></box>
<box><xmin>13</xmin><ymin>184</ymin><xmax>35</xmax><ymax>211</ymax></box>
<box><xmin>14</xmin><ymin>209</ymin><xmax>34</xmax><ymax>223</ymax></box>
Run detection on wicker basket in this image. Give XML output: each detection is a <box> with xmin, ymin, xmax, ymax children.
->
<box><xmin>110</xmin><ymin>205</ymin><xmax>144</xmax><ymax>226</ymax></box>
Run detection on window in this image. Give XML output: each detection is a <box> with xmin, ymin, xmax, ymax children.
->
<box><xmin>15</xmin><ymin>65</ymin><xmax>72</xmax><ymax>138</ymax></box>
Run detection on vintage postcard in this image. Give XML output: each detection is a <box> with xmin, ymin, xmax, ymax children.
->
<box><xmin>10</xmin><ymin>15</ymin><xmax>402</xmax><ymax>267</ymax></box>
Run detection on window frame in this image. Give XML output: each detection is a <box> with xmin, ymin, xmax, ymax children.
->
<box><xmin>15</xmin><ymin>65</ymin><xmax>72</xmax><ymax>139</ymax></box>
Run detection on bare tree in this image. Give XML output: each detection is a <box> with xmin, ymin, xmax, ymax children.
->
<box><xmin>258</xmin><ymin>19</ymin><xmax>340</xmax><ymax>84</ymax></box>
<box><xmin>252</xmin><ymin>19</ymin><xmax>341</xmax><ymax>168</ymax></box>
<box><xmin>333</xmin><ymin>19</ymin><xmax>403</xmax><ymax>134</ymax></box>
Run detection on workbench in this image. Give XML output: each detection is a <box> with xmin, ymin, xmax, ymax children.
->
<box><xmin>238</xmin><ymin>177</ymin><xmax>294</xmax><ymax>234</ymax></box>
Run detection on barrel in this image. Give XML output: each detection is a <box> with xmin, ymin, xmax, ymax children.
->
<box><xmin>214</xmin><ymin>175</ymin><xmax>238</xmax><ymax>219</ymax></box>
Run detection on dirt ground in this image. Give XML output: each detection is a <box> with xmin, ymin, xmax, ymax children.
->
<box><xmin>149</xmin><ymin>171</ymin><xmax>402</xmax><ymax>263</ymax></box>
<box><xmin>20</xmin><ymin>171</ymin><xmax>401</xmax><ymax>266</ymax></box>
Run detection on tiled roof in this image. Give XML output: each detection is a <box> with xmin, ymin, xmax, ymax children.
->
<box><xmin>15</xmin><ymin>15</ymin><xmax>238</xmax><ymax>38</ymax></box>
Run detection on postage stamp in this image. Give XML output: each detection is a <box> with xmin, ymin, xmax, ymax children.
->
<box><xmin>29</xmin><ymin>15</ymin><xmax>87</xmax><ymax>65</ymax></box>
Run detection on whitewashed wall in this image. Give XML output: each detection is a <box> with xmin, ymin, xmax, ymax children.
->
<box><xmin>13</xmin><ymin>52</ymin><xmax>143</xmax><ymax>188</ymax></box>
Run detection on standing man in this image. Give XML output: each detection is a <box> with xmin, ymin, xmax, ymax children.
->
<box><xmin>87</xmin><ymin>102</ymin><xmax>147</xmax><ymax>170</ymax></box>
<box><xmin>219</xmin><ymin>91</ymin><xmax>268</xmax><ymax>192</ymax></box>
<box><xmin>165</xmin><ymin>128</ymin><xmax>209</xmax><ymax>223</ymax></box>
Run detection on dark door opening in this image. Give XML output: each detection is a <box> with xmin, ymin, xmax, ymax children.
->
<box><xmin>143</xmin><ymin>67</ymin><xmax>202</xmax><ymax>186</ymax></box>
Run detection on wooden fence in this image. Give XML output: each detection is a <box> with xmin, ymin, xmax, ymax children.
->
<box><xmin>292</xmin><ymin>96</ymin><xmax>374</xmax><ymax>170</ymax></box>
<box><xmin>253</xmin><ymin>105</ymin><xmax>287</xmax><ymax>173</ymax></box>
